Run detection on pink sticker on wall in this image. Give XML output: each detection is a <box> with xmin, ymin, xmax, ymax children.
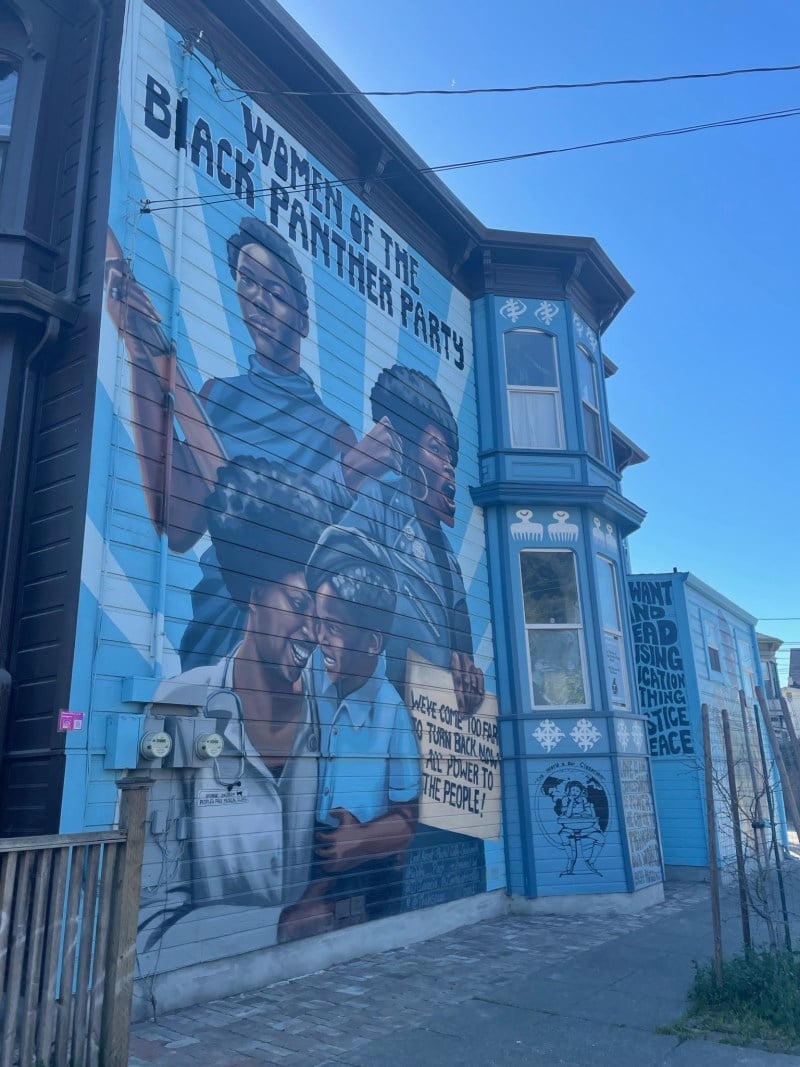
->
<box><xmin>58</xmin><ymin>710</ymin><xmax>85</xmax><ymax>732</ymax></box>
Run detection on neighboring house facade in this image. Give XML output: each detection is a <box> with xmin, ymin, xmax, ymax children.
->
<box><xmin>757</xmin><ymin>632</ymin><xmax>785</xmax><ymax>736</ymax></box>
<box><xmin>783</xmin><ymin>687</ymin><xmax>800</xmax><ymax>735</ymax></box>
<box><xmin>629</xmin><ymin>572</ymin><xmax>785</xmax><ymax>874</ymax></box>
<box><xmin>1</xmin><ymin>0</ymin><xmax>664</xmax><ymax>1013</ymax></box>
<box><xmin>790</xmin><ymin>648</ymin><xmax>800</xmax><ymax>689</ymax></box>
<box><xmin>0</xmin><ymin>0</ymin><xmax>125</xmax><ymax>830</ymax></box>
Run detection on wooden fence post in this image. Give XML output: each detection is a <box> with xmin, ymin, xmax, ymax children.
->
<box><xmin>721</xmin><ymin>708</ymin><xmax>751</xmax><ymax>951</ymax></box>
<box><xmin>100</xmin><ymin>776</ymin><xmax>151</xmax><ymax>1067</ymax></box>
<box><xmin>701</xmin><ymin>704</ymin><xmax>723</xmax><ymax>985</ymax></box>
<box><xmin>778</xmin><ymin>691</ymin><xmax>800</xmax><ymax>826</ymax></box>
<box><xmin>738</xmin><ymin>689</ymin><xmax>768</xmax><ymax>861</ymax></box>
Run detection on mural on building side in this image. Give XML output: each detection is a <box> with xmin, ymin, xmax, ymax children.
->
<box><xmin>89</xmin><ymin>0</ymin><xmax>501</xmax><ymax>979</ymax></box>
<box><xmin>628</xmin><ymin>578</ymin><xmax>692</xmax><ymax>757</ymax></box>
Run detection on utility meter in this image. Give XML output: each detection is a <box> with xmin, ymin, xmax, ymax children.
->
<box><xmin>139</xmin><ymin>730</ymin><xmax>172</xmax><ymax>761</ymax></box>
<box><xmin>195</xmin><ymin>732</ymin><xmax>224</xmax><ymax>760</ymax></box>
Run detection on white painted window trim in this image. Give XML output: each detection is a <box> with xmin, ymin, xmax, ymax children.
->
<box><xmin>503</xmin><ymin>328</ymin><xmax>565</xmax><ymax>450</ymax></box>
<box><xmin>520</xmin><ymin>548</ymin><xmax>590</xmax><ymax>709</ymax></box>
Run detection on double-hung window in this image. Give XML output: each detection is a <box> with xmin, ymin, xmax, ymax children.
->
<box><xmin>577</xmin><ymin>346</ymin><xmax>603</xmax><ymax>461</ymax></box>
<box><xmin>703</xmin><ymin>616</ymin><xmax>722</xmax><ymax>675</ymax></box>
<box><xmin>520</xmin><ymin>549</ymin><xmax>588</xmax><ymax>707</ymax></box>
<box><xmin>596</xmin><ymin>555</ymin><xmax>628</xmax><ymax>708</ymax></box>
<box><xmin>504</xmin><ymin>329</ymin><xmax>563</xmax><ymax>449</ymax></box>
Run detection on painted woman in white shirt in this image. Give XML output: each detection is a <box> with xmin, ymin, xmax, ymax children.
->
<box><xmin>138</xmin><ymin>461</ymin><xmax>331</xmax><ymax>954</ymax></box>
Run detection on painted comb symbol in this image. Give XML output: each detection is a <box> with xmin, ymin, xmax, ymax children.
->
<box><xmin>511</xmin><ymin>509</ymin><xmax>543</xmax><ymax>541</ymax></box>
<box><xmin>547</xmin><ymin>510</ymin><xmax>578</xmax><ymax>542</ymax></box>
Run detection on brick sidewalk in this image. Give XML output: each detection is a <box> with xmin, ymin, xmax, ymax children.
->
<box><xmin>129</xmin><ymin>882</ymin><xmax>708</xmax><ymax>1067</ymax></box>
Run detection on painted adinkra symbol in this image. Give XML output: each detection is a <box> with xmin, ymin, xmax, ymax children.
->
<box><xmin>592</xmin><ymin>516</ymin><xmax>616</xmax><ymax>550</ymax></box>
<box><xmin>615</xmin><ymin>720</ymin><xmax>630</xmax><ymax>751</ymax></box>
<box><xmin>572</xmin><ymin>312</ymin><xmax>585</xmax><ymax>338</ymax></box>
<box><xmin>540</xmin><ymin>770</ymin><xmax>608</xmax><ymax>877</ymax></box>
<box><xmin>534</xmin><ymin>300</ymin><xmax>560</xmax><ymax>326</ymax></box>
<box><xmin>547</xmin><ymin>510</ymin><xmax>579</xmax><ymax>543</ymax></box>
<box><xmin>570</xmin><ymin>718</ymin><xmax>601</xmax><ymax>752</ymax></box>
<box><xmin>533</xmin><ymin>719</ymin><xmax>565</xmax><ymax>753</ymax></box>
<box><xmin>511</xmin><ymin>508</ymin><xmax>544</xmax><ymax>542</ymax></box>
<box><xmin>631</xmin><ymin>721</ymin><xmax>645</xmax><ymax>751</ymax></box>
<box><xmin>499</xmin><ymin>297</ymin><xmax>527</xmax><ymax>323</ymax></box>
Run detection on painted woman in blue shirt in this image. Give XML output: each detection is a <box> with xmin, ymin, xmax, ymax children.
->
<box><xmin>105</xmin><ymin>218</ymin><xmax>399</xmax><ymax>666</ymax></box>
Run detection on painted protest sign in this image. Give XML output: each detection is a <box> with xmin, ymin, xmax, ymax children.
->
<box><xmin>407</xmin><ymin>651</ymin><xmax>501</xmax><ymax>840</ymax></box>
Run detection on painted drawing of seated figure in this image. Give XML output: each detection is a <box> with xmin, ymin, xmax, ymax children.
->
<box><xmin>555</xmin><ymin>781</ymin><xmax>605</xmax><ymax>876</ymax></box>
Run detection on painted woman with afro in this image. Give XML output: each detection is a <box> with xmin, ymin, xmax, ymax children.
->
<box><xmin>343</xmin><ymin>362</ymin><xmax>485</xmax><ymax>720</ymax></box>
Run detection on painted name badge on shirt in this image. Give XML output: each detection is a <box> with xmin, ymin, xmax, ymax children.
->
<box><xmin>195</xmin><ymin>786</ymin><xmax>247</xmax><ymax>807</ymax></box>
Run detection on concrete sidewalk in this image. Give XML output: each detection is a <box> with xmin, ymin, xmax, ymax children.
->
<box><xmin>129</xmin><ymin>879</ymin><xmax>800</xmax><ymax>1066</ymax></box>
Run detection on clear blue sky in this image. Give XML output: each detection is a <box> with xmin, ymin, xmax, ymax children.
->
<box><xmin>279</xmin><ymin>0</ymin><xmax>800</xmax><ymax>682</ymax></box>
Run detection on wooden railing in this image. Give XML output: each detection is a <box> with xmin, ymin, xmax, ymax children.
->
<box><xmin>0</xmin><ymin>778</ymin><xmax>149</xmax><ymax>1067</ymax></box>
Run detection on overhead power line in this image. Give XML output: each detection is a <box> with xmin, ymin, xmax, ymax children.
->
<box><xmin>425</xmin><ymin>106</ymin><xmax>800</xmax><ymax>175</ymax></box>
<box><xmin>194</xmin><ymin>51</ymin><xmax>800</xmax><ymax>101</ymax></box>
<box><xmin>142</xmin><ymin>105</ymin><xmax>800</xmax><ymax>213</ymax></box>
<box><xmin>291</xmin><ymin>63</ymin><xmax>800</xmax><ymax>98</ymax></box>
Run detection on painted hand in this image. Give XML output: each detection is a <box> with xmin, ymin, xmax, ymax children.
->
<box><xmin>342</xmin><ymin>416</ymin><xmax>403</xmax><ymax>490</ymax></box>
<box><xmin>315</xmin><ymin>808</ymin><xmax>368</xmax><ymax>873</ymax></box>
<box><xmin>451</xmin><ymin>651</ymin><xmax>485</xmax><ymax>718</ymax></box>
<box><xmin>104</xmin><ymin>260</ymin><xmax>160</xmax><ymax>327</ymax></box>
<box><xmin>105</xmin><ymin>231</ymin><xmax>169</xmax><ymax>366</ymax></box>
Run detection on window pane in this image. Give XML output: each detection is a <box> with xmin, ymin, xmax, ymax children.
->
<box><xmin>521</xmin><ymin>551</ymin><xmax>580</xmax><ymax>625</ymax></box>
<box><xmin>583</xmin><ymin>405</ymin><xmax>603</xmax><ymax>460</ymax></box>
<box><xmin>509</xmin><ymin>391</ymin><xmax>560</xmax><ymax>448</ymax></box>
<box><xmin>0</xmin><ymin>64</ymin><xmax>17</xmax><ymax>136</ymax></box>
<box><xmin>576</xmin><ymin>349</ymin><xmax>597</xmax><ymax>406</ymax></box>
<box><xmin>505</xmin><ymin>330</ymin><xmax>558</xmax><ymax>388</ymax></box>
<box><xmin>596</xmin><ymin>558</ymin><xmax>621</xmax><ymax>631</ymax></box>
<box><xmin>527</xmin><ymin>629</ymin><xmax>586</xmax><ymax>706</ymax></box>
<box><xmin>0</xmin><ymin>63</ymin><xmax>17</xmax><ymax>186</ymax></box>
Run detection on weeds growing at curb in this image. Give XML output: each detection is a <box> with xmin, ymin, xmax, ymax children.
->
<box><xmin>663</xmin><ymin>949</ymin><xmax>800</xmax><ymax>1051</ymax></box>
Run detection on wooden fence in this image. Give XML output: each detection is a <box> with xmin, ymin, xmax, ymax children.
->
<box><xmin>0</xmin><ymin>778</ymin><xmax>149</xmax><ymax>1067</ymax></box>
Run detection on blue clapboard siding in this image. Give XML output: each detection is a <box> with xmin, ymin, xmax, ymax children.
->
<box><xmin>629</xmin><ymin>571</ymin><xmax>780</xmax><ymax>869</ymax></box>
<box><xmin>67</xmin><ymin>1</ymin><xmax>504</xmax><ymax>986</ymax></box>
<box><xmin>627</xmin><ymin>573</ymin><xmax>705</xmax><ymax>868</ymax></box>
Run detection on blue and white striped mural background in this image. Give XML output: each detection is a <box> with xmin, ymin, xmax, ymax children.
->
<box><xmin>65</xmin><ymin>0</ymin><xmax>499</xmax><ymax>892</ymax></box>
